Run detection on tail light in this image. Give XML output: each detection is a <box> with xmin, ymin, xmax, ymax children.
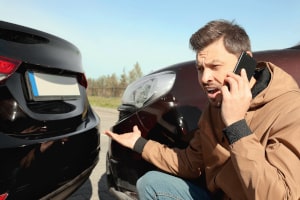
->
<box><xmin>0</xmin><ymin>193</ymin><xmax>8</xmax><ymax>200</ymax></box>
<box><xmin>0</xmin><ymin>56</ymin><xmax>21</xmax><ymax>82</ymax></box>
<box><xmin>77</xmin><ymin>73</ymin><xmax>88</xmax><ymax>88</ymax></box>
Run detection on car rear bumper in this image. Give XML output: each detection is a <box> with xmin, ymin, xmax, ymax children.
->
<box><xmin>0</xmin><ymin>111</ymin><xmax>100</xmax><ymax>199</ymax></box>
<box><xmin>40</xmin><ymin>158</ymin><xmax>98</xmax><ymax>200</ymax></box>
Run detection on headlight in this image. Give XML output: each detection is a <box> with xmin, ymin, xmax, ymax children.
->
<box><xmin>122</xmin><ymin>71</ymin><xmax>176</xmax><ymax>108</ymax></box>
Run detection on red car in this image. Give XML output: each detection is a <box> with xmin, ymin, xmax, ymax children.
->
<box><xmin>106</xmin><ymin>44</ymin><xmax>300</xmax><ymax>199</ymax></box>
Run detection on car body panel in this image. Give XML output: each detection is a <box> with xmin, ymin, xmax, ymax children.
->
<box><xmin>0</xmin><ymin>20</ymin><xmax>82</xmax><ymax>72</ymax></box>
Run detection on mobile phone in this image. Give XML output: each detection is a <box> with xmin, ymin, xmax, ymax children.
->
<box><xmin>233</xmin><ymin>51</ymin><xmax>257</xmax><ymax>80</ymax></box>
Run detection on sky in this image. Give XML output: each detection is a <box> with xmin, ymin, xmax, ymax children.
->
<box><xmin>1</xmin><ymin>0</ymin><xmax>300</xmax><ymax>79</ymax></box>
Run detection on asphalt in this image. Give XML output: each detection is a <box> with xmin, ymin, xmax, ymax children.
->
<box><xmin>67</xmin><ymin>107</ymin><xmax>119</xmax><ymax>200</ymax></box>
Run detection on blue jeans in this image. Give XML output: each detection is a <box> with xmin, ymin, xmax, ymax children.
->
<box><xmin>136</xmin><ymin>171</ymin><xmax>211</xmax><ymax>200</ymax></box>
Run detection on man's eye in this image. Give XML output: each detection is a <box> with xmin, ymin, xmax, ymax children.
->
<box><xmin>196</xmin><ymin>66</ymin><xmax>204</xmax><ymax>72</ymax></box>
<box><xmin>211</xmin><ymin>64</ymin><xmax>217</xmax><ymax>69</ymax></box>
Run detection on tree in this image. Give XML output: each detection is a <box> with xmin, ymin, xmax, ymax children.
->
<box><xmin>129</xmin><ymin>62</ymin><xmax>143</xmax><ymax>83</ymax></box>
<box><xmin>86</xmin><ymin>62</ymin><xmax>143</xmax><ymax>97</ymax></box>
<box><xmin>119</xmin><ymin>68</ymin><xmax>128</xmax><ymax>89</ymax></box>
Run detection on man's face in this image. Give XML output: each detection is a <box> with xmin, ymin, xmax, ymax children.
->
<box><xmin>196</xmin><ymin>38</ymin><xmax>239</xmax><ymax>107</ymax></box>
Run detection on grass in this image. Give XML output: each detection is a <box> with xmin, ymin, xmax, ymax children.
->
<box><xmin>88</xmin><ymin>96</ymin><xmax>121</xmax><ymax>109</ymax></box>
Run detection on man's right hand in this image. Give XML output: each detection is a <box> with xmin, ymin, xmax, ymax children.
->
<box><xmin>104</xmin><ymin>125</ymin><xmax>142</xmax><ymax>150</ymax></box>
<box><xmin>220</xmin><ymin>68</ymin><xmax>252</xmax><ymax>126</ymax></box>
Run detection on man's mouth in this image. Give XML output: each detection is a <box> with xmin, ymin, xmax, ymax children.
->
<box><xmin>206</xmin><ymin>88</ymin><xmax>219</xmax><ymax>94</ymax></box>
<box><xmin>203</xmin><ymin>86</ymin><xmax>222</xmax><ymax>106</ymax></box>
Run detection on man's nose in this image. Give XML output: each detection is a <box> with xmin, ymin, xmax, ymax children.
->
<box><xmin>201</xmin><ymin>68</ymin><xmax>213</xmax><ymax>83</ymax></box>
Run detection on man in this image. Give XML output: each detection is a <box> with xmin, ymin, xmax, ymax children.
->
<box><xmin>105</xmin><ymin>19</ymin><xmax>300</xmax><ymax>199</ymax></box>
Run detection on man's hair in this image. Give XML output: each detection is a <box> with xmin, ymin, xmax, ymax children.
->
<box><xmin>189</xmin><ymin>19</ymin><xmax>251</xmax><ymax>55</ymax></box>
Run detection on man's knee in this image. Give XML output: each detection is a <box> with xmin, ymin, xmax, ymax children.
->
<box><xmin>136</xmin><ymin>171</ymin><xmax>160</xmax><ymax>192</ymax></box>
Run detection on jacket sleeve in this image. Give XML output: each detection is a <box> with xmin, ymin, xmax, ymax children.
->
<box><xmin>229</xmin><ymin>96</ymin><xmax>300</xmax><ymax>199</ymax></box>
<box><xmin>141</xmin><ymin>129</ymin><xmax>205</xmax><ymax>179</ymax></box>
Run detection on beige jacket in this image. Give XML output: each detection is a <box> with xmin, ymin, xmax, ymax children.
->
<box><xmin>141</xmin><ymin>62</ymin><xmax>300</xmax><ymax>199</ymax></box>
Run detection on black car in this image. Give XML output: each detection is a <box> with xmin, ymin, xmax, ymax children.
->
<box><xmin>0</xmin><ymin>21</ymin><xmax>100</xmax><ymax>200</ymax></box>
<box><xmin>106</xmin><ymin>44</ymin><xmax>300</xmax><ymax>199</ymax></box>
